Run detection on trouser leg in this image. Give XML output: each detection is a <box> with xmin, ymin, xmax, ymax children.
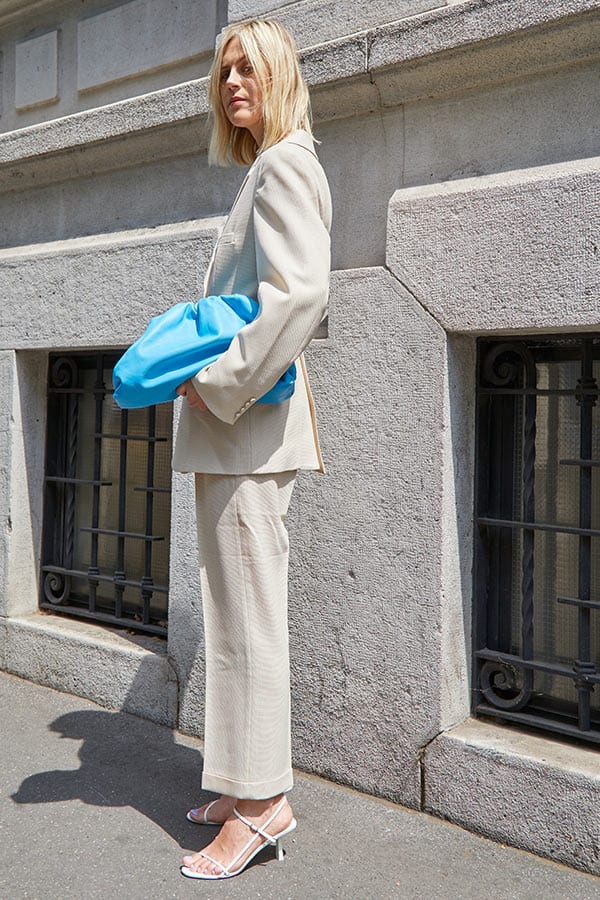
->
<box><xmin>194</xmin><ymin>471</ymin><xmax>296</xmax><ymax>800</ymax></box>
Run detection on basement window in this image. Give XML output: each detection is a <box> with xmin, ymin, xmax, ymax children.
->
<box><xmin>41</xmin><ymin>352</ymin><xmax>172</xmax><ymax>636</ymax></box>
<box><xmin>475</xmin><ymin>335</ymin><xmax>600</xmax><ymax>745</ymax></box>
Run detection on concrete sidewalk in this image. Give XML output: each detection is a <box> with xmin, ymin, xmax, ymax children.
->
<box><xmin>1</xmin><ymin>671</ymin><xmax>598</xmax><ymax>900</ymax></box>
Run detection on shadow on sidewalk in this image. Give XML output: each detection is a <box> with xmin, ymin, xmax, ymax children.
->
<box><xmin>11</xmin><ymin>707</ymin><xmax>216</xmax><ymax>849</ymax></box>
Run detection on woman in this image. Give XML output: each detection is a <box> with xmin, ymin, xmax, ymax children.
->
<box><xmin>173</xmin><ymin>18</ymin><xmax>332</xmax><ymax>881</ymax></box>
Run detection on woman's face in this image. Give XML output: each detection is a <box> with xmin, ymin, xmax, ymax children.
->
<box><xmin>219</xmin><ymin>36</ymin><xmax>264</xmax><ymax>145</ymax></box>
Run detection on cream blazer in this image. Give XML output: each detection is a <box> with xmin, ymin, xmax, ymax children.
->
<box><xmin>172</xmin><ymin>130</ymin><xmax>332</xmax><ymax>475</ymax></box>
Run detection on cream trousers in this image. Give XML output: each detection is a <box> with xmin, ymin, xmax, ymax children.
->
<box><xmin>194</xmin><ymin>471</ymin><xmax>296</xmax><ymax>800</ymax></box>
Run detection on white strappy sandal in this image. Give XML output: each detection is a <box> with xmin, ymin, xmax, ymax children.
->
<box><xmin>186</xmin><ymin>799</ymin><xmax>222</xmax><ymax>826</ymax></box>
<box><xmin>180</xmin><ymin>797</ymin><xmax>297</xmax><ymax>880</ymax></box>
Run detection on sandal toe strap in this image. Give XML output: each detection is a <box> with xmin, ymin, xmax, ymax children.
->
<box><xmin>192</xmin><ymin>851</ymin><xmax>227</xmax><ymax>874</ymax></box>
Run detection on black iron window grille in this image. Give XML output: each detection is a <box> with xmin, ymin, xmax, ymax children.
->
<box><xmin>475</xmin><ymin>335</ymin><xmax>600</xmax><ymax>745</ymax></box>
<box><xmin>41</xmin><ymin>353</ymin><xmax>172</xmax><ymax>636</ymax></box>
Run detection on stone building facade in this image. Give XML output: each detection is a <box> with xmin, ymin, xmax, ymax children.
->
<box><xmin>1</xmin><ymin>0</ymin><xmax>599</xmax><ymax>876</ymax></box>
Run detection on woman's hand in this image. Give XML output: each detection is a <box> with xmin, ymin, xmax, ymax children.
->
<box><xmin>176</xmin><ymin>380</ymin><xmax>208</xmax><ymax>411</ymax></box>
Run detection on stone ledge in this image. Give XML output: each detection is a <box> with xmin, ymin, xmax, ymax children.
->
<box><xmin>1</xmin><ymin>613</ymin><xmax>178</xmax><ymax>726</ymax></box>
<box><xmin>424</xmin><ymin>718</ymin><xmax>600</xmax><ymax>876</ymax></box>
<box><xmin>368</xmin><ymin>0</ymin><xmax>600</xmax><ymax>71</ymax></box>
<box><xmin>0</xmin><ymin>218</ymin><xmax>222</xmax><ymax>349</ymax></box>
<box><xmin>0</xmin><ymin>0</ymin><xmax>60</xmax><ymax>28</ymax></box>
<box><xmin>387</xmin><ymin>155</ymin><xmax>600</xmax><ymax>333</ymax></box>
<box><xmin>1</xmin><ymin>0</ymin><xmax>599</xmax><ymax>190</ymax></box>
<box><xmin>0</xmin><ymin>77</ymin><xmax>209</xmax><ymax>167</ymax></box>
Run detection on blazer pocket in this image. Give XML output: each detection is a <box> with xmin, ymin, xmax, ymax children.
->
<box><xmin>218</xmin><ymin>232</ymin><xmax>236</xmax><ymax>246</ymax></box>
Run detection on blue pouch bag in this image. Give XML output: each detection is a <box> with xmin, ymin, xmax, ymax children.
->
<box><xmin>113</xmin><ymin>294</ymin><xmax>296</xmax><ymax>409</ymax></box>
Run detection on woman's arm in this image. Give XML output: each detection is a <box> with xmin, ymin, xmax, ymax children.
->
<box><xmin>190</xmin><ymin>143</ymin><xmax>331</xmax><ymax>425</ymax></box>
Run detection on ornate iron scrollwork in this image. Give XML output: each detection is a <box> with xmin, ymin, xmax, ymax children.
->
<box><xmin>480</xmin><ymin>659</ymin><xmax>533</xmax><ymax>711</ymax></box>
<box><xmin>43</xmin><ymin>571</ymin><xmax>71</xmax><ymax>605</ymax></box>
<box><xmin>481</xmin><ymin>341</ymin><xmax>534</xmax><ymax>388</ymax></box>
<box><xmin>50</xmin><ymin>356</ymin><xmax>77</xmax><ymax>389</ymax></box>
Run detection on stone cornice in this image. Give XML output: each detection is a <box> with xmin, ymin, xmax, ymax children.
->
<box><xmin>0</xmin><ymin>0</ymin><xmax>63</xmax><ymax>28</ymax></box>
<box><xmin>1</xmin><ymin>0</ymin><xmax>599</xmax><ymax>191</ymax></box>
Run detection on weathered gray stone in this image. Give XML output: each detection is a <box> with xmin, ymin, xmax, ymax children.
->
<box><xmin>301</xmin><ymin>33</ymin><xmax>367</xmax><ymax>88</ymax></box>
<box><xmin>403</xmin><ymin>61</ymin><xmax>600</xmax><ymax>185</ymax></box>
<box><xmin>77</xmin><ymin>0</ymin><xmax>215</xmax><ymax>92</ymax></box>
<box><xmin>2</xmin><ymin>0</ymin><xmax>598</xmax><ymax>191</ymax></box>
<box><xmin>0</xmin><ymin>1</ymin><xmax>63</xmax><ymax>28</ymax></box>
<box><xmin>439</xmin><ymin>334</ymin><xmax>475</xmax><ymax>728</ymax></box>
<box><xmin>316</xmin><ymin>109</ymin><xmax>404</xmax><ymax>269</ymax></box>
<box><xmin>285</xmin><ymin>267</ymin><xmax>469</xmax><ymax>804</ymax></box>
<box><xmin>0</xmin><ymin>78</ymin><xmax>208</xmax><ymax>173</ymax></box>
<box><xmin>228</xmin><ymin>0</ymin><xmax>290</xmax><ymax>19</ymax></box>
<box><xmin>0</xmin><ymin>618</ymin><xmax>6</xmax><ymax>669</ymax></box>
<box><xmin>166</xmin><ymin>465</ymin><xmax>207</xmax><ymax>738</ymax></box>
<box><xmin>1</xmin><ymin>1</ymin><xmax>214</xmax><ymax>135</ymax></box>
<box><xmin>0</xmin><ymin>351</ymin><xmax>15</xmax><ymax>615</ymax></box>
<box><xmin>369</xmin><ymin>0</ymin><xmax>600</xmax><ymax>73</ymax></box>
<box><xmin>3</xmin><ymin>353</ymin><xmax>46</xmax><ymax>618</ymax></box>
<box><xmin>4</xmin><ymin>615</ymin><xmax>178</xmax><ymax>725</ymax></box>
<box><xmin>0</xmin><ymin>151</ymin><xmax>242</xmax><ymax>250</ymax></box>
<box><xmin>0</xmin><ymin>220</ymin><xmax>221</xmax><ymax>348</ymax></box>
<box><xmin>0</xmin><ymin>351</ymin><xmax>46</xmax><ymax>619</ymax></box>
<box><xmin>371</xmin><ymin>11</ymin><xmax>600</xmax><ymax>108</ymax></box>
<box><xmin>424</xmin><ymin>719</ymin><xmax>600</xmax><ymax>876</ymax></box>
<box><xmin>229</xmin><ymin>0</ymin><xmax>445</xmax><ymax>47</ymax></box>
<box><xmin>387</xmin><ymin>157</ymin><xmax>600</xmax><ymax>332</ymax></box>
<box><xmin>15</xmin><ymin>30</ymin><xmax>58</xmax><ymax>110</ymax></box>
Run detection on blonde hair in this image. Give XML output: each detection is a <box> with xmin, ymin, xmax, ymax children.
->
<box><xmin>208</xmin><ymin>19</ymin><xmax>313</xmax><ymax>166</ymax></box>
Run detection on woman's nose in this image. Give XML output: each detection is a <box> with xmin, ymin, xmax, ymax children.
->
<box><xmin>226</xmin><ymin>68</ymin><xmax>240</xmax><ymax>89</ymax></box>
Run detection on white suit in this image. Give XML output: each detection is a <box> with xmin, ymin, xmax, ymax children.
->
<box><xmin>173</xmin><ymin>131</ymin><xmax>332</xmax><ymax>800</ymax></box>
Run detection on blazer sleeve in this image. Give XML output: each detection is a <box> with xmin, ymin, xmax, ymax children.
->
<box><xmin>191</xmin><ymin>143</ymin><xmax>331</xmax><ymax>425</ymax></box>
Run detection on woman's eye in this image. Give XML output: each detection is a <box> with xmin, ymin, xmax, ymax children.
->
<box><xmin>243</xmin><ymin>66</ymin><xmax>253</xmax><ymax>76</ymax></box>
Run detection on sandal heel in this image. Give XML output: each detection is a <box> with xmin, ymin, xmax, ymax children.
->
<box><xmin>275</xmin><ymin>837</ymin><xmax>285</xmax><ymax>861</ymax></box>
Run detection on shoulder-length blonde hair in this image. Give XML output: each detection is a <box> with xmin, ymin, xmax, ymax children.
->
<box><xmin>208</xmin><ymin>19</ymin><xmax>313</xmax><ymax>166</ymax></box>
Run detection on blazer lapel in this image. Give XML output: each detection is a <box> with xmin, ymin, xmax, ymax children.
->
<box><xmin>204</xmin><ymin>163</ymin><xmax>257</xmax><ymax>290</ymax></box>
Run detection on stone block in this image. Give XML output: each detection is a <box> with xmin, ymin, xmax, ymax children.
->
<box><xmin>166</xmin><ymin>466</ymin><xmax>206</xmax><ymax>738</ymax></box>
<box><xmin>77</xmin><ymin>0</ymin><xmax>216</xmax><ymax>92</ymax></box>
<box><xmin>5</xmin><ymin>615</ymin><xmax>178</xmax><ymax>726</ymax></box>
<box><xmin>285</xmin><ymin>267</ymin><xmax>469</xmax><ymax>804</ymax></box>
<box><xmin>4</xmin><ymin>352</ymin><xmax>46</xmax><ymax>618</ymax></box>
<box><xmin>387</xmin><ymin>156</ymin><xmax>600</xmax><ymax>332</ymax></box>
<box><xmin>0</xmin><ymin>350</ymin><xmax>42</xmax><ymax>619</ymax></box>
<box><xmin>316</xmin><ymin>109</ymin><xmax>404</xmax><ymax>269</ymax></box>
<box><xmin>424</xmin><ymin>719</ymin><xmax>600</xmax><ymax>876</ymax></box>
<box><xmin>0</xmin><ymin>617</ymin><xmax>6</xmax><ymax>669</ymax></box>
<box><xmin>0</xmin><ymin>79</ymin><xmax>209</xmax><ymax>190</ymax></box>
<box><xmin>15</xmin><ymin>30</ymin><xmax>58</xmax><ymax>111</ymax></box>
<box><xmin>369</xmin><ymin>0</ymin><xmax>600</xmax><ymax>73</ymax></box>
<box><xmin>403</xmin><ymin>62</ymin><xmax>600</xmax><ymax>186</ymax></box>
<box><xmin>0</xmin><ymin>219</ymin><xmax>221</xmax><ymax>349</ymax></box>
<box><xmin>231</xmin><ymin>0</ymin><xmax>445</xmax><ymax>49</ymax></box>
<box><xmin>0</xmin><ymin>351</ymin><xmax>15</xmax><ymax>616</ymax></box>
<box><xmin>0</xmin><ymin>149</ymin><xmax>242</xmax><ymax>249</ymax></box>
<box><xmin>228</xmin><ymin>0</ymin><xmax>290</xmax><ymax>19</ymax></box>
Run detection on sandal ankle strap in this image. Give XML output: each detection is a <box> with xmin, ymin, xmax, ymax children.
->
<box><xmin>233</xmin><ymin>796</ymin><xmax>287</xmax><ymax>846</ymax></box>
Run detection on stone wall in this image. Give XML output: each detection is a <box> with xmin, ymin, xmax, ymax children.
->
<box><xmin>1</xmin><ymin>0</ymin><xmax>599</xmax><ymax>876</ymax></box>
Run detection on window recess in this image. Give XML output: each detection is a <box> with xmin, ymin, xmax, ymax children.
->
<box><xmin>475</xmin><ymin>335</ymin><xmax>600</xmax><ymax>745</ymax></box>
<box><xmin>41</xmin><ymin>353</ymin><xmax>172</xmax><ymax>637</ymax></box>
